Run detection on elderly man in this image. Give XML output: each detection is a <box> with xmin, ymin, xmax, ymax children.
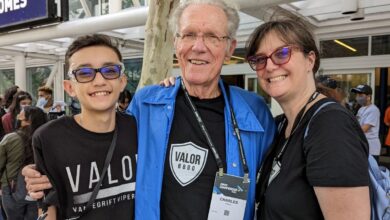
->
<box><xmin>130</xmin><ymin>1</ymin><xmax>274</xmax><ymax>219</ymax></box>
<box><xmin>23</xmin><ymin>0</ymin><xmax>275</xmax><ymax>219</ymax></box>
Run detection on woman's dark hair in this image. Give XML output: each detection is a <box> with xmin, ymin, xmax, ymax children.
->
<box><xmin>17</xmin><ymin>106</ymin><xmax>47</xmax><ymax>165</ymax></box>
<box><xmin>65</xmin><ymin>34</ymin><xmax>122</xmax><ymax>73</ymax></box>
<box><xmin>246</xmin><ymin>9</ymin><xmax>320</xmax><ymax>74</ymax></box>
<box><xmin>118</xmin><ymin>89</ymin><xmax>132</xmax><ymax>104</ymax></box>
<box><xmin>2</xmin><ymin>85</ymin><xmax>19</xmax><ymax>108</ymax></box>
<box><xmin>8</xmin><ymin>91</ymin><xmax>32</xmax><ymax>120</ymax></box>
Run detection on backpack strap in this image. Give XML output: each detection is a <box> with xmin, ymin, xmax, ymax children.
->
<box><xmin>304</xmin><ymin>101</ymin><xmax>336</xmax><ymax>139</ymax></box>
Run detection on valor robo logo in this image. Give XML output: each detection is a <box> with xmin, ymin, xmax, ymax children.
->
<box><xmin>169</xmin><ymin>142</ymin><xmax>208</xmax><ymax>186</ymax></box>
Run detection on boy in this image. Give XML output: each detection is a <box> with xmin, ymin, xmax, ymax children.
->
<box><xmin>33</xmin><ymin>34</ymin><xmax>137</xmax><ymax>219</ymax></box>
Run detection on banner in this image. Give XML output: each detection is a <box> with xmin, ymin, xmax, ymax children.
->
<box><xmin>0</xmin><ymin>0</ymin><xmax>60</xmax><ymax>31</ymax></box>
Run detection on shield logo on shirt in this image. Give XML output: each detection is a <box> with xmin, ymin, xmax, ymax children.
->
<box><xmin>170</xmin><ymin>142</ymin><xmax>208</xmax><ymax>187</ymax></box>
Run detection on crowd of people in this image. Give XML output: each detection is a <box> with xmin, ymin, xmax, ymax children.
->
<box><xmin>0</xmin><ymin>0</ymin><xmax>388</xmax><ymax>219</ymax></box>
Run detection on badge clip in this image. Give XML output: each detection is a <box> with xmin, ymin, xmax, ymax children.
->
<box><xmin>243</xmin><ymin>173</ymin><xmax>249</xmax><ymax>183</ymax></box>
<box><xmin>218</xmin><ymin>168</ymin><xmax>224</xmax><ymax>177</ymax></box>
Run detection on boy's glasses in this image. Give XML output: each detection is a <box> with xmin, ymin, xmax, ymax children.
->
<box><xmin>69</xmin><ymin>63</ymin><xmax>124</xmax><ymax>83</ymax></box>
<box><xmin>247</xmin><ymin>45</ymin><xmax>299</xmax><ymax>71</ymax></box>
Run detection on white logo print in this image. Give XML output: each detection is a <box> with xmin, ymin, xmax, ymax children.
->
<box><xmin>170</xmin><ymin>142</ymin><xmax>208</xmax><ymax>186</ymax></box>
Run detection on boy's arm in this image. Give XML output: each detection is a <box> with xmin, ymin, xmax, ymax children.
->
<box><xmin>39</xmin><ymin>206</ymin><xmax>57</xmax><ymax>220</ymax></box>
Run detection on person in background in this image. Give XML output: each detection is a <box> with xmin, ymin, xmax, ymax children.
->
<box><xmin>245</xmin><ymin>11</ymin><xmax>370</xmax><ymax>219</ymax></box>
<box><xmin>36</xmin><ymin>86</ymin><xmax>54</xmax><ymax>113</ymax></box>
<box><xmin>351</xmin><ymin>84</ymin><xmax>381</xmax><ymax>160</ymax></box>
<box><xmin>117</xmin><ymin>89</ymin><xmax>132</xmax><ymax>113</ymax></box>
<box><xmin>2</xmin><ymin>86</ymin><xmax>19</xmax><ymax>114</ymax></box>
<box><xmin>0</xmin><ymin>106</ymin><xmax>47</xmax><ymax>220</ymax></box>
<box><xmin>316</xmin><ymin>76</ymin><xmax>350</xmax><ymax>110</ymax></box>
<box><xmin>384</xmin><ymin>102</ymin><xmax>390</xmax><ymax>155</ymax></box>
<box><xmin>0</xmin><ymin>86</ymin><xmax>20</xmax><ymax>140</ymax></box>
<box><xmin>1</xmin><ymin>91</ymin><xmax>32</xmax><ymax>135</ymax></box>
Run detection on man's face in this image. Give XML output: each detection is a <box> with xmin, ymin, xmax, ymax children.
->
<box><xmin>64</xmin><ymin>45</ymin><xmax>127</xmax><ymax>114</ymax></box>
<box><xmin>175</xmin><ymin>4</ymin><xmax>236</xmax><ymax>88</ymax></box>
<box><xmin>38</xmin><ymin>91</ymin><xmax>51</xmax><ymax>102</ymax></box>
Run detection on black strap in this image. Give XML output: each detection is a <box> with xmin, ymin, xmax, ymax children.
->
<box><xmin>222</xmin><ymin>82</ymin><xmax>249</xmax><ymax>182</ymax></box>
<box><xmin>180</xmin><ymin>79</ymin><xmax>249</xmax><ymax>180</ymax></box>
<box><xmin>180</xmin><ymin>79</ymin><xmax>225</xmax><ymax>176</ymax></box>
<box><xmin>82</xmin><ymin>125</ymin><xmax>118</xmax><ymax>215</ymax></box>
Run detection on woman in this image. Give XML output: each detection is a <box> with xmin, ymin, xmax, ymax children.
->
<box><xmin>0</xmin><ymin>106</ymin><xmax>47</xmax><ymax>220</ymax></box>
<box><xmin>1</xmin><ymin>91</ymin><xmax>32</xmax><ymax>134</ymax></box>
<box><xmin>246</xmin><ymin>13</ymin><xmax>370</xmax><ymax>219</ymax></box>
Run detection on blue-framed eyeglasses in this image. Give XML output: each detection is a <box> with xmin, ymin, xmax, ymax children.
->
<box><xmin>68</xmin><ymin>63</ymin><xmax>125</xmax><ymax>83</ymax></box>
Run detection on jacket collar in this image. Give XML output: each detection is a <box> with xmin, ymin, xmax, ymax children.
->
<box><xmin>141</xmin><ymin>76</ymin><xmax>264</xmax><ymax>132</ymax></box>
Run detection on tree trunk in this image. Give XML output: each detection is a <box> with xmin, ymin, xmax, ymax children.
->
<box><xmin>137</xmin><ymin>0</ymin><xmax>178</xmax><ymax>89</ymax></box>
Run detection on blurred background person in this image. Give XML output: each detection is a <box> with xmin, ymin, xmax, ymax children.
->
<box><xmin>117</xmin><ymin>89</ymin><xmax>132</xmax><ymax>113</ymax></box>
<box><xmin>1</xmin><ymin>86</ymin><xmax>20</xmax><ymax>140</ymax></box>
<box><xmin>0</xmin><ymin>106</ymin><xmax>47</xmax><ymax>220</ymax></box>
<box><xmin>384</xmin><ymin>101</ymin><xmax>390</xmax><ymax>155</ymax></box>
<box><xmin>351</xmin><ymin>84</ymin><xmax>381</xmax><ymax>160</ymax></box>
<box><xmin>316</xmin><ymin>75</ymin><xmax>350</xmax><ymax>110</ymax></box>
<box><xmin>36</xmin><ymin>86</ymin><xmax>53</xmax><ymax>113</ymax></box>
<box><xmin>1</xmin><ymin>91</ymin><xmax>32</xmax><ymax>135</ymax></box>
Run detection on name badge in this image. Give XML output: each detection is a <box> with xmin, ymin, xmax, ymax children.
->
<box><xmin>208</xmin><ymin>173</ymin><xmax>249</xmax><ymax>220</ymax></box>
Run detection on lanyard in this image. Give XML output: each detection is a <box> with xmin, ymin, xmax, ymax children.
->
<box><xmin>180</xmin><ymin>79</ymin><xmax>248</xmax><ymax>181</ymax></box>
<box><xmin>275</xmin><ymin>91</ymin><xmax>319</xmax><ymax>161</ymax></box>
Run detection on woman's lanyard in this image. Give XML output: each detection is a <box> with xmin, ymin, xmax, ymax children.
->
<box><xmin>180</xmin><ymin>79</ymin><xmax>249</xmax><ymax>181</ymax></box>
<box><xmin>267</xmin><ymin>91</ymin><xmax>319</xmax><ymax>185</ymax></box>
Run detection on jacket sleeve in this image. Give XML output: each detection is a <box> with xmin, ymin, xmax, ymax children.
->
<box><xmin>0</xmin><ymin>136</ymin><xmax>7</xmax><ymax>178</ymax></box>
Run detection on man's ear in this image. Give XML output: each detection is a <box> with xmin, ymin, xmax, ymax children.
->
<box><xmin>225</xmin><ymin>39</ymin><xmax>237</xmax><ymax>61</ymax></box>
<box><xmin>63</xmin><ymin>80</ymin><xmax>76</xmax><ymax>98</ymax></box>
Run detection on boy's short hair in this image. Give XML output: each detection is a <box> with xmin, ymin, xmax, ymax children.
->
<box><xmin>64</xmin><ymin>34</ymin><xmax>122</xmax><ymax>74</ymax></box>
<box><xmin>38</xmin><ymin>86</ymin><xmax>53</xmax><ymax>95</ymax></box>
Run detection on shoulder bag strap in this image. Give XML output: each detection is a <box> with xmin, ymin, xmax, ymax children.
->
<box><xmin>82</xmin><ymin>125</ymin><xmax>118</xmax><ymax>215</ymax></box>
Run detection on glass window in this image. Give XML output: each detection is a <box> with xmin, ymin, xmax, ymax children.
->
<box><xmin>123</xmin><ymin>58</ymin><xmax>142</xmax><ymax>93</ymax></box>
<box><xmin>0</xmin><ymin>69</ymin><xmax>15</xmax><ymax>94</ymax></box>
<box><xmin>246</xmin><ymin>76</ymin><xmax>271</xmax><ymax>106</ymax></box>
<box><xmin>226</xmin><ymin>48</ymin><xmax>247</xmax><ymax>65</ymax></box>
<box><xmin>372</xmin><ymin>35</ymin><xmax>390</xmax><ymax>55</ymax></box>
<box><xmin>27</xmin><ymin>66</ymin><xmax>53</xmax><ymax>101</ymax></box>
<box><xmin>320</xmin><ymin>37</ymin><xmax>369</xmax><ymax>58</ymax></box>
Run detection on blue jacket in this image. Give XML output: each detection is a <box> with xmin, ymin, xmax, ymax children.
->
<box><xmin>128</xmin><ymin>77</ymin><xmax>275</xmax><ymax>220</ymax></box>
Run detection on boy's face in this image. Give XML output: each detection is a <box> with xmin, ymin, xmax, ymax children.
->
<box><xmin>64</xmin><ymin>46</ymin><xmax>127</xmax><ymax>114</ymax></box>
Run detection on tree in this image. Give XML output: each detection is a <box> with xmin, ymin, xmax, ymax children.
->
<box><xmin>137</xmin><ymin>0</ymin><xmax>179</xmax><ymax>89</ymax></box>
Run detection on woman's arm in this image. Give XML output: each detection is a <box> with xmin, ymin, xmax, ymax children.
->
<box><xmin>314</xmin><ymin>186</ymin><xmax>370</xmax><ymax>220</ymax></box>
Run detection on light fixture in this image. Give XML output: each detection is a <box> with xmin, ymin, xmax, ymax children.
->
<box><xmin>231</xmin><ymin>55</ymin><xmax>245</xmax><ymax>61</ymax></box>
<box><xmin>350</xmin><ymin>8</ymin><xmax>365</xmax><ymax>21</ymax></box>
<box><xmin>334</xmin><ymin>39</ymin><xmax>357</xmax><ymax>52</ymax></box>
<box><xmin>341</xmin><ymin>0</ymin><xmax>357</xmax><ymax>14</ymax></box>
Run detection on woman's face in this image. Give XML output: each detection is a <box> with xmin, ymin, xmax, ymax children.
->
<box><xmin>19</xmin><ymin>98</ymin><xmax>32</xmax><ymax>109</ymax></box>
<box><xmin>254</xmin><ymin>31</ymin><xmax>315</xmax><ymax>102</ymax></box>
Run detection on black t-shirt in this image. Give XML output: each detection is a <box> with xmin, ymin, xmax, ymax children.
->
<box><xmin>160</xmin><ymin>90</ymin><xmax>226</xmax><ymax>220</ymax></box>
<box><xmin>258</xmin><ymin>98</ymin><xmax>369</xmax><ymax>220</ymax></box>
<box><xmin>33</xmin><ymin>112</ymin><xmax>137</xmax><ymax>220</ymax></box>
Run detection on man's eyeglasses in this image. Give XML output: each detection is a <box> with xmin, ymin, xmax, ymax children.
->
<box><xmin>176</xmin><ymin>33</ymin><xmax>230</xmax><ymax>47</ymax></box>
<box><xmin>247</xmin><ymin>45</ymin><xmax>300</xmax><ymax>71</ymax></box>
<box><xmin>68</xmin><ymin>63</ymin><xmax>124</xmax><ymax>83</ymax></box>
